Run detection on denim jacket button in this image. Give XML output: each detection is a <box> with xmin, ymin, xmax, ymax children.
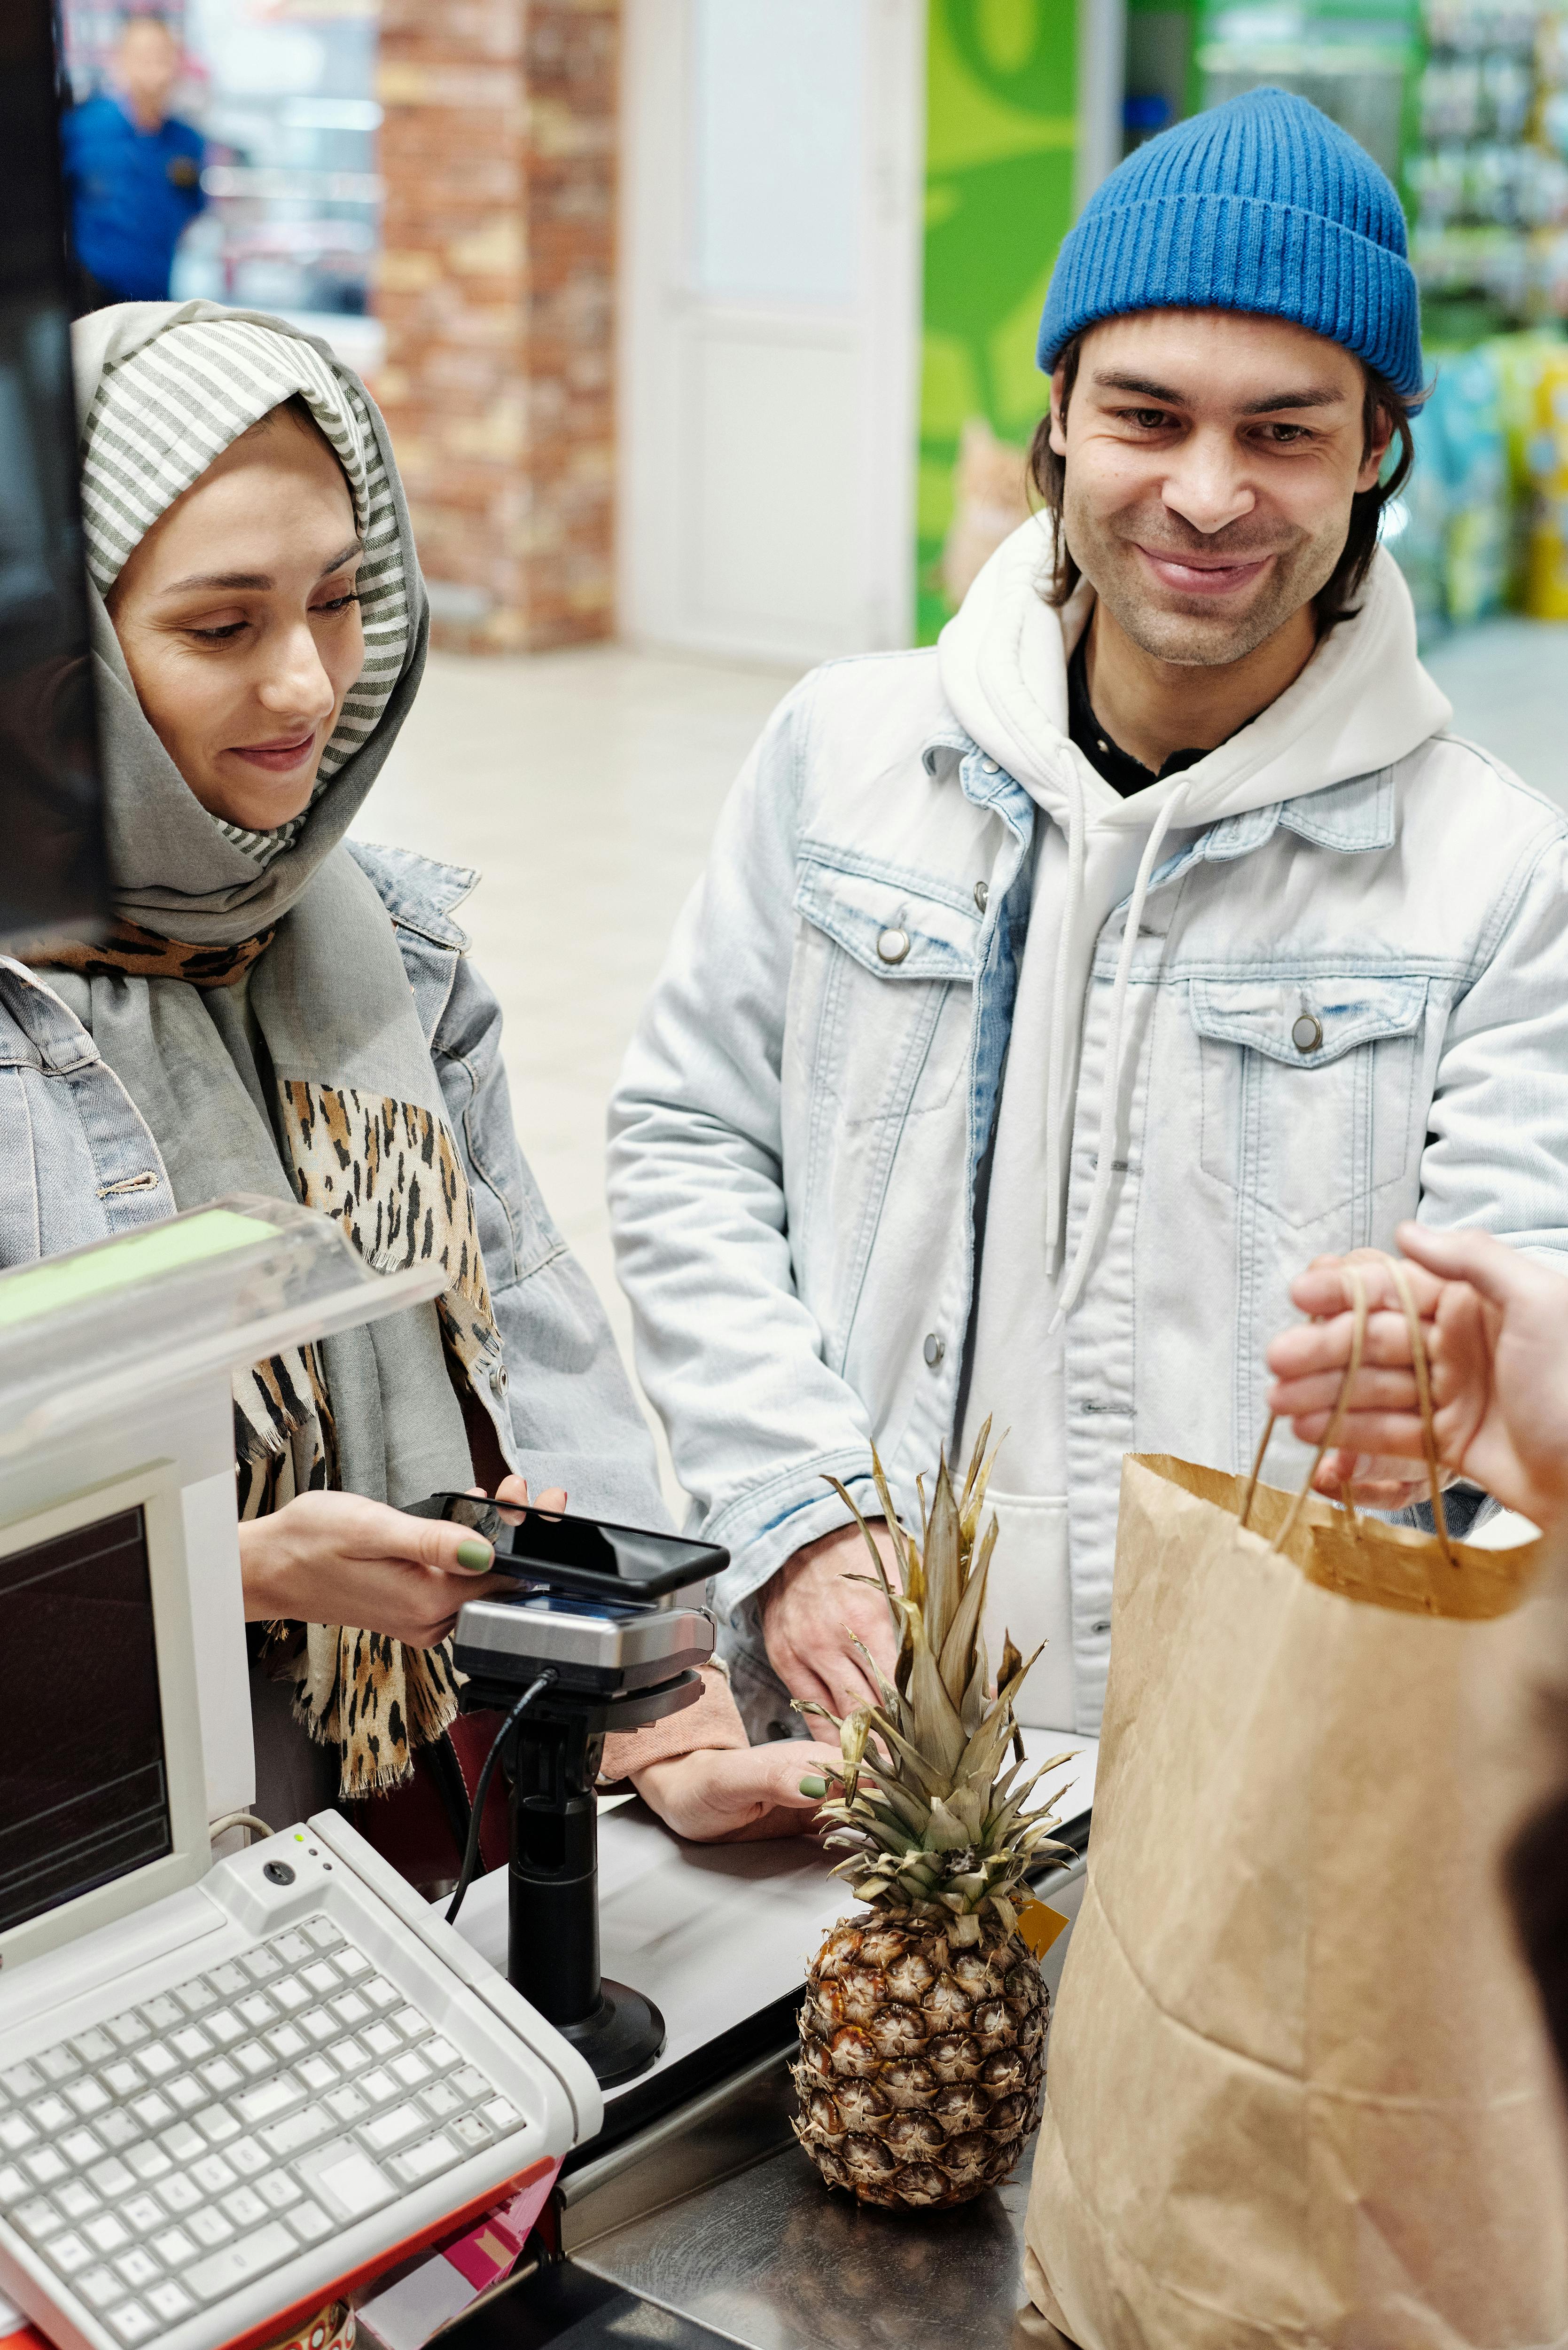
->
<box><xmin>876</xmin><ymin>926</ymin><xmax>911</xmax><ymax>965</ymax></box>
<box><xmin>973</xmin><ymin>881</ymin><xmax>989</xmax><ymax>913</ymax></box>
<box><xmin>923</xmin><ymin>1332</ymin><xmax>945</xmax><ymax>1367</ymax></box>
<box><xmin>1291</xmin><ymin>1012</ymin><xmax>1324</xmax><ymax>1055</ymax></box>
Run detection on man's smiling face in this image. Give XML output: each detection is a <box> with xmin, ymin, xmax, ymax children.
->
<box><xmin>1050</xmin><ymin>308</ymin><xmax>1391</xmax><ymax>667</ymax></box>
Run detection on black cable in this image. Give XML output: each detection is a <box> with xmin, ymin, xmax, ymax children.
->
<box><xmin>445</xmin><ymin>1670</ymin><xmax>556</xmax><ymax>1928</ymax></box>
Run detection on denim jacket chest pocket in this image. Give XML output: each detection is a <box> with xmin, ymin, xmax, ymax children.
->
<box><xmin>787</xmin><ymin>855</ymin><xmax>980</xmax><ymax>1129</ymax></box>
<box><xmin>1189</xmin><ymin>971</ymin><xmax>1429</xmax><ymax>1231</ymax></box>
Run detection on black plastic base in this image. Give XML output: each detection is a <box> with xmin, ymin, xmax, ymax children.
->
<box><xmin>553</xmin><ymin>1978</ymin><xmax>666</xmax><ymax>2088</ymax></box>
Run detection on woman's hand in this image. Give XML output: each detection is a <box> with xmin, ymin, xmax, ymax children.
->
<box><xmin>1265</xmin><ymin>1225</ymin><xmax>1568</xmax><ymax>1533</ymax></box>
<box><xmin>240</xmin><ymin>1484</ymin><xmax>551</xmax><ymax>1645</ymax></box>
<box><xmin>628</xmin><ymin>1739</ymin><xmax>845</xmax><ymax>1843</ymax></box>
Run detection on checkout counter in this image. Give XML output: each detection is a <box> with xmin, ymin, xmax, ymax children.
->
<box><xmin>442</xmin><ymin>1739</ymin><xmax>1097</xmax><ymax>2350</ymax></box>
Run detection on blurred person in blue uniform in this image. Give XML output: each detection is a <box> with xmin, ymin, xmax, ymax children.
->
<box><xmin>62</xmin><ymin>15</ymin><xmax>205</xmax><ymax>308</ymax></box>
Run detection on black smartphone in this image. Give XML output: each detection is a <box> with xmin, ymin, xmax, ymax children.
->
<box><xmin>407</xmin><ymin>1492</ymin><xmax>728</xmax><ymax>1602</ymax></box>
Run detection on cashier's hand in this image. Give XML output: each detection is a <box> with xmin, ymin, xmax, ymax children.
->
<box><xmin>238</xmin><ymin>1476</ymin><xmax>567</xmax><ymax>1646</ymax></box>
<box><xmin>629</xmin><ymin>1740</ymin><xmax>845</xmax><ymax>1844</ymax></box>
<box><xmin>1265</xmin><ymin>1226</ymin><xmax>1568</xmax><ymax>1532</ymax></box>
<box><xmin>761</xmin><ymin>1519</ymin><xmax>903</xmax><ymax>1721</ymax></box>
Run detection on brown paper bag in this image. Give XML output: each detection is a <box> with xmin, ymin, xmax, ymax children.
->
<box><xmin>1025</xmin><ymin>1273</ymin><xmax>1568</xmax><ymax>2349</ymax></box>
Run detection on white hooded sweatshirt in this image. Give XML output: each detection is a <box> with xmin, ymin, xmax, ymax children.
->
<box><xmin>938</xmin><ymin>518</ymin><xmax>1450</xmax><ymax>1724</ymax></box>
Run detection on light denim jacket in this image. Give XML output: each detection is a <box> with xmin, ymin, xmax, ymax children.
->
<box><xmin>0</xmin><ymin>840</ymin><xmax>663</xmax><ymax>1525</ymax></box>
<box><xmin>608</xmin><ymin>647</ymin><xmax>1568</xmax><ymax>1731</ymax></box>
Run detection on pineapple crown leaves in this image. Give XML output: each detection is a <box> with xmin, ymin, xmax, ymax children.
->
<box><xmin>794</xmin><ymin>1420</ymin><xmax>1073</xmax><ymax>1934</ymax></box>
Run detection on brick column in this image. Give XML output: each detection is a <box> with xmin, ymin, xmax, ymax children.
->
<box><xmin>374</xmin><ymin>0</ymin><xmax>617</xmax><ymax>653</ymax></box>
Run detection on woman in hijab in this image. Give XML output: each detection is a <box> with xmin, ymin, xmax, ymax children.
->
<box><xmin>16</xmin><ymin>300</ymin><xmax>836</xmax><ymax>1844</ymax></box>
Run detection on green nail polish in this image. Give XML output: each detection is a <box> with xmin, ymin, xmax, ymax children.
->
<box><xmin>456</xmin><ymin>1537</ymin><xmax>493</xmax><ymax>1570</ymax></box>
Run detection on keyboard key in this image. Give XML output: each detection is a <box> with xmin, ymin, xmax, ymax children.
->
<box><xmin>273</xmin><ymin>1933</ymin><xmax>312</xmax><ymax>1966</ymax></box>
<box><xmin>190</xmin><ymin>2155</ymin><xmax>236</xmax><ymax>2195</ymax></box>
<box><xmin>255</xmin><ymin>2173</ymin><xmax>300</xmax><ymax>2212</ymax></box>
<box><xmin>241</xmin><ymin>1949</ymin><xmax>281</xmax><ymax>1983</ymax></box>
<box><xmin>139</xmin><ymin>1998</ymin><xmax>180</xmax><ymax>2033</ymax></box>
<box><xmin>265</xmin><ymin>2025</ymin><xmax>307</xmax><ymax>2063</ymax></box>
<box><xmin>130</xmin><ymin>2094</ymin><xmax>174</xmax><ymax>2133</ymax></box>
<box><xmin>97</xmin><ymin>2112</ymin><xmax>140</xmax><ymax>2152</ymax></box>
<box><xmin>390</xmin><ymin>2009</ymin><xmax>426</xmax><ymax>2041</ymax></box>
<box><xmin>331</xmin><ymin>1949</ymin><xmax>371</xmax><ymax>1982</ymax></box>
<box><xmin>301</xmin><ymin>2010</ymin><xmax>337</xmax><ymax>2046</ymax></box>
<box><xmin>425</xmin><ymin>2039</ymin><xmax>459</xmax><ymax>2071</ymax></box>
<box><xmin>121</xmin><ymin>2194</ymin><xmax>164</xmax><ymax>2233</ymax></box>
<box><xmin>155</xmin><ymin>2174</ymin><xmax>201</xmax><ymax>2217</ymax></box>
<box><xmin>103</xmin><ymin>2062</ymin><xmax>142</xmax><ymax>2099</ymax></box>
<box><xmin>359</xmin><ymin>2107</ymin><xmax>422</xmax><ymax>2156</ymax></box>
<box><xmin>197</xmin><ymin>2058</ymin><xmax>242</xmax><ymax>2097</ymax></box>
<box><xmin>453</xmin><ymin>2068</ymin><xmax>489</xmax><ymax>2102</ymax></box>
<box><xmin>0</xmin><ymin>2115</ymin><xmax>35</xmax><ymax>2154</ymax></box>
<box><xmin>151</xmin><ymin>2228</ymin><xmax>196</xmax><ymax>2269</ymax></box>
<box><xmin>297</xmin><ymin>2142</ymin><xmax>392</xmax><ymax>2223</ymax></box>
<box><xmin>76</xmin><ymin>2264</ymin><xmax>123</xmax><ymax>2310</ymax></box>
<box><xmin>234</xmin><ymin>2042</ymin><xmax>273</xmax><ymax>2080</ymax></box>
<box><xmin>148</xmin><ymin>2282</ymin><xmax>195</xmax><ymax>2325</ymax></box>
<box><xmin>89</xmin><ymin>2155</ymin><xmax>136</xmax><ymax>2199</ymax></box>
<box><xmin>184</xmin><ymin>2221</ymin><xmax>294</xmax><ymax>2302</ymax></box>
<box><xmin>364</xmin><ymin>1978</ymin><xmax>398</xmax><ymax>2012</ymax></box>
<box><xmin>16</xmin><ymin>2197</ymin><xmax>63</xmax><ymax>2240</ymax></box>
<box><xmin>482</xmin><ymin>2098</ymin><xmax>519</xmax><ymax>2132</ymax></box>
<box><xmin>105</xmin><ymin>2013</ymin><xmax>150</xmax><ymax>2050</ymax></box>
<box><xmin>37</xmin><ymin>2049</ymin><xmax>78</xmax><ymax>2085</ymax></box>
<box><xmin>28</xmin><ymin>2095</ymin><xmax>71</xmax><ymax>2133</ymax></box>
<box><xmin>420</xmin><ymin>2081</ymin><xmax>462</xmax><ymax>2121</ymax></box>
<box><xmin>235</xmin><ymin>1995</ymin><xmax>276</xmax><ymax>2031</ymax></box>
<box><xmin>204</xmin><ymin>2010</ymin><xmax>244</xmax><ymax>2049</ymax></box>
<box><xmin>304</xmin><ymin>1919</ymin><xmax>342</xmax><ymax>1953</ymax></box>
<box><xmin>188</xmin><ymin>2209</ymin><xmax>232</xmax><ymax>2250</ymax></box>
<box><xmin>329</xmin><ymin>1994</ymin><xmax>370</xmax><ymax>2029</ymax></box>
<box><xmin>48</xmin><ymin>2231</ymin><xmax>92</xmax><ymax>2275</ymax></box>
<box><xmin>388</xmin><ymin>2133</ymin><xmax>460</xmax><ymax>2189</ymax></box>
<box><xmin>193</xmin><ymin>2105</ymin><xmax>239</xmax><ymax>2146</ymax></box>
<box><xmin>359</xmin><ymin>2069</ymin><xmax>397</xmax><ymax>2107</ymax></box>
<box><xmin>328</xmin><ymin>2038</ymin><xmax>368</xmax><ymax>2076</ymax></box>
<box><xmin>451</xmin><ymin>2115</ymin><xmax>488</xmax><ymax>2151</ymax></box>
<box><xmin>55</xmin><ymin>2180</ymin><xmax>100</xmax><ymax>2221</ymax></box>
<box><xmin>174</xmin><ymin>1980</ymin><xmax>216</xmax><ymax>2016</ymax></box>
<box><xmin>126</xmin><ymin>2143</ymin><xmax>171</xmax><ymax>2183</ymax></box>
<box><xmin>84</xmin><ymin>2213</ymin><xmax>129</xmax><ymax>2254</ymax></box>
<box><xmin>271</xmin><ymin>1978</ymin><xmax>310</xmax><ymax>2015</ymax></box>
<box><xmin>60</xmin><ymin>2128</ymin><xmax>103</xmax><ymax>2168</ymax></box>
<box><xmin>0</xmin><ymin>2163</ymin><xmax>26</xmax><ymax>2203</ymax></box>
<box><xmin>70</xmin><ymin>2031</ymin><xmax>115</xmax><ymax>2068</ymax></box>
<box><xmin>65</xmin><ymin>2079</ymin><xmax>110</xmax><ymax>2118</ymax></box>
<box><xmin>301</xmin><ymin>1962</ymin><xmax>338</xmax><ymax>1996</ymax></box>
<box><xmin>225</xmin><ymin>2136</ymin><xmax>267</xmax><ymax>2178</ymax></box>
<box><xmin>297</xmin><ymin>2057</ymin><xmax>335</xmax><ymax>2094</ymax></box>
<box><xmin>258</xmin><ymin>2105</ymin><xmax>331</xmax><ymax>2158</ymax></box>
<box><xmin>109</xmin><ymin>2299</ymin><xmax>156</xmax><ymax>2342</ymax></box>
<box><xmin>24</xmin><ymin>2150</ymin><xmax>68</xmax><ymax>2188</ymax></box>
<box><xmin>136</xmin><ymin>2046</ymin><xmax>177</xmax><ymax>2084</ymax></box>
<box><xmin>286</xmin><ymin>2202</ymin><xmax>333</xmax><ymax>2246</ymax></box>
<box><xmin>158</xmin><ymin>2124</ymin><xmax>204</xmax><ymax>2165</ymax></box>
<box><xmin>233</xmin><ymin>2077</ymin><xmax>301</xmax><ymax>2128</ymax></box>
<box><xmin>114</xmin><ymin>2250</ymin><xmax>160</xmax><ymax>2291</ymax></box>
<box><xmin>0</xmin><ymin>2064</ymin><xmax>43</xmax><ymax>2099</ymax></box>
<box><xmin>169</xmin><ymin>2027</ymin><xmax>211</xmax><ymax>2064</ymax></box>
<box><xmin>390</xmin><ymin>2052</ymin><xmax>429</xmax><ymax>2090</ymax></box>
<box><xmin>222</xmin><ymin>2186</ymin><xmax>267</xmax><ymax>2229</ymax></box>
<box><xmin>207</xmin><ymin>1964</ymin><xmax>248</xmax><ymax>1999</ymax></box>
<box><xmin>362</xmin><ymin>2024</ymin><xmax>398</xmax><ymax>2061</ymax></box>
<box><xmin>166</xmin><ymin>2076</ymin><xmax>206</xmax><ymax>2115</ymax></box>
<box><xmin>324</xmin><ymin>2086</ymin><xmax>367</xmax><ymax>2125</ymax></box>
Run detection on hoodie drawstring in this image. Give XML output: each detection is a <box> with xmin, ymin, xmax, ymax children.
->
<box><xmin>1051</xmin><ymin>779</ymin><xmax>1192</xmax><ymax>1329</ymax></box>
<box><xmin>1041</xmin><ymin>749</ymin><xmax>1088</xmax><ymax>1266</ymax></box>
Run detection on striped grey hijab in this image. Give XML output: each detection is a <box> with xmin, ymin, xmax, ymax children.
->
<box><xmin>68</xmin><ymin>301</ymin><xmax>428</xmax><ymax>948</ymax></box>
<box><xmin>78</xmin><ymin>312</ymin><xmax>408</xmax><ymax>864</ymax></box>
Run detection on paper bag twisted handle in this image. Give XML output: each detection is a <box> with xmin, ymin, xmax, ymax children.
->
<box><xmin>1238</xmin><ymin>1255</ymin><xmax>1454</xmax><ymax>1564</ymax></box>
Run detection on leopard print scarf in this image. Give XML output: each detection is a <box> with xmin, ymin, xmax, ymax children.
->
<box><xmin>30</xmin><ymin>918</ymin><xmax>506</xmax><ymax>1800</ymax></box>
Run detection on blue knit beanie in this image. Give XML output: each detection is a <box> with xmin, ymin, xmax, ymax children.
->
<box><xmin>1038</xmin><ymin>88</ymin><xmax>1422</xmax><ymax>398</ymax></box>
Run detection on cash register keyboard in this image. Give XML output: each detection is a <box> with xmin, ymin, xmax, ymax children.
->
<box><xmin>0</xmin><ymin>1913</ymin><xmax>519</xmax><ymax>2345</ymax></box>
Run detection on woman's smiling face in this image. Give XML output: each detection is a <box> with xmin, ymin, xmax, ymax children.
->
<box><xmin>106</xmin><ymin>403</ymin><xmax>364</xmax><ymax>832</ymax></box>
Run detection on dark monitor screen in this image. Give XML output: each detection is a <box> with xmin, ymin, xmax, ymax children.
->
<box><xmin>0</xmin><ymin>1506</ymin><xmax>172</xmax><ymax>1935</ymax></box>
<box><xmin>0</xmin><ymin>0</ymin><xmax>107</xmax><ymax>947</ymax></box>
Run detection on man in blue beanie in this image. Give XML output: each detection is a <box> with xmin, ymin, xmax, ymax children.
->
<box><xmin>609</xmin><ymin>90</ymin><xmax>1568</xmax><ymax>1746</ymax></box>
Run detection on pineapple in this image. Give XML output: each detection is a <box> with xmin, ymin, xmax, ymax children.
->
<box><xmin>791</xmin><ymin>1422</ymin><xmax>1071</xmax><ymax>2211</ymax></box>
